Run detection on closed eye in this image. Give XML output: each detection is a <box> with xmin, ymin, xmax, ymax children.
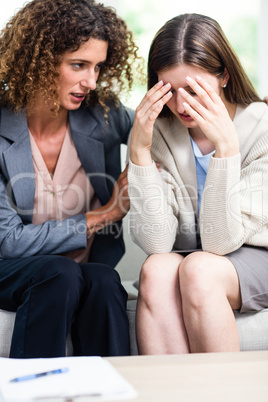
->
<box><xmin>187</xmin><ymin>90</ymin><xmax>196</xmax><ymax>96</ymax></box>
<box><xmin>185</xmin><ymin>86</ymin><xmax>196</xmax><ymax>96</ymax></box>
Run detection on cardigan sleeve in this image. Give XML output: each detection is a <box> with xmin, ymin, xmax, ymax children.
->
<box><xmin>128</xmin><ymin>160</ymin><xmax>179</xmax><ymax>255</ymax></box>
<box><xmin>200</xmin><ymin>133</ymin><xmax>268</xmax><ymax>255</ymax></box>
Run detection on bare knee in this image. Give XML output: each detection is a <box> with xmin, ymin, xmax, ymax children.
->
<box><xmin>179</xmin><ymin>252</ymin><xmax>219</xmax><ymax>309</ymax></box>
<box><xmin>139</xmin><ymin>255</ymin><xmax>168</xmax><ymax>301</ymax></box>
<box><xmin>139</xmin><ymin>253</ymin><xmax>182</xmax><ymax>307</ymax></box>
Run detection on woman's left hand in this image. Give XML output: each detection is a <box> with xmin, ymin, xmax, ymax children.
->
<box><xmin>179</xmin><ymin>75</ymin><xmax>239</xmax><ymax>158</ymax></box>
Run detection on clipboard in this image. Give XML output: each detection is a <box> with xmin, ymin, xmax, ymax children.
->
<box><xmin>0</xmin><ymin>356</ymin><xmax>137</xmax><ymax>401</ymax></box>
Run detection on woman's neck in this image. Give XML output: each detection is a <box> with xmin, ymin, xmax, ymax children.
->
<box><xmin>27</xmin><ymin>103</ymin><xmax>69</xmax><ymax>175</ymax></box>
<box><xmin>189</xmin><ymin>128</ymin><xmax>215</xmax><ymax>155</ymax></box>
<box><xmin>27</xmin><ymin>108</ymin><xmax>68</xmax><ymax>139</ymax></box>
<box><xmin>26</xmin><ymin>95</ymin><xmax>69</xmax><ymax>138</ymax></box>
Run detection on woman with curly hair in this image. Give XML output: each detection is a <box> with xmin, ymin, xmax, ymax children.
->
<box><xmin>0</xmin><ymin>0</ymin><xmax>139</xmax><ymax>358</ymax></box>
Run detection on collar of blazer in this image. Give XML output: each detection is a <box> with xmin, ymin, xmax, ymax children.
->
<box><xmin>0</xmin><ymin>106</ymin><xmax>110</xmax><ymax>220</ymax></box>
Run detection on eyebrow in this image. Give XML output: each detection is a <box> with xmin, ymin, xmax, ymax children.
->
<box><xmin>67</xmin><ymin>58</ymin><xmax>106</xmax><ymax>64</ymax></box>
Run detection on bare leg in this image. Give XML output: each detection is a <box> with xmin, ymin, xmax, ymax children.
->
<box><xmin>179</xmin><ymin>252</ymin><xmax>241</xmax><ymax>353</ymax></box>
<box><xmin>136</xmin><ymin>253</ymin><xmax>190</xmax><ymax>354</ymax></box>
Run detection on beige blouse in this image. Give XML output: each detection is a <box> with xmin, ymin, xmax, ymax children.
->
<box><xmin>30</xmin><ymin>127</ymin><xmax>100</xmax><ymax>263</ymax></box>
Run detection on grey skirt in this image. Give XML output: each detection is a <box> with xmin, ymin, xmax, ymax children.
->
<box><xmin>225</xmin><ymin>246</ymin><xmax>268</xmax><ymax>313</ymax></box>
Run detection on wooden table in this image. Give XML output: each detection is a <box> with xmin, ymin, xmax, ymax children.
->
<box><xmin>106</xmin><ymin>351</ymin><xmax>268</xmax><ymax>401</ymax></box>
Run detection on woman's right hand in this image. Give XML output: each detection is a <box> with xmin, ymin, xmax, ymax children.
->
<box><xmin>85</xmin><ymin>165</ymin><xmax>129</xmax><ymax>237</ymax></box>
<box><xmin>130</xmin><ymin>81</ymin><xmax>172</xmax><ymax>166</ymax></box>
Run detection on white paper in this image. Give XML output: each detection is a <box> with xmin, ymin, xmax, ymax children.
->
<box><xmin>0</xmin><ymin>356</ymin><xmax>137</xmax><ymax>401</ymax></box>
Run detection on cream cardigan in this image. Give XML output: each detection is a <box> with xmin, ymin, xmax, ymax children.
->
<box><xmin>128</xmin><ymin>102</ymin><xmax>268</xmax><ymax>256</ymax></box>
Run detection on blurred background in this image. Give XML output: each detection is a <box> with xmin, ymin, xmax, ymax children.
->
<box><xmin>1</xmin><ymin>0</ymin><xmax>267</xmax><ymax>281</ymax></box>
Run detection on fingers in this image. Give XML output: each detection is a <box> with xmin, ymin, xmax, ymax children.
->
<box><xmin>138</xmin><ymin>81</ymin><xmax>170</xmax><ymax>108</ymax></box>
<box><xmin>181</xmin><ymin>100</ymin><xmax>204</xmax><ymax>125</ymax></box>
<box><xmin>119</xmin><ymin>163</ymin><xmax>129</xmax><ymax>179</ymax></box>
<box><xmin>155</xmin><ymin>162</ymin><xmax>161</xmax><ymax>172</ymax></box>
<box><xmin>187</xmin><ymin>75</ymin><xmax>220</xmax><ymax>103</ymax></box>
<box><xmin>115</xmin><ymin>167</ymin><xmax>129</xmax><ymax>197</ymax></box>
<box><xmin>131</xmin><ymin>81</ymin><xmax>172</xmax><ymax>166</ymax></box>
<box><xmin>178</xmin><ymin>75</ymin><xmax>225</xmax><ymax>125</ymax></box>
<box><xmin>114</xmin><ymin>172</ymin><xmax>129</xmax><ymax>214</ymax></box>
<box><xmin>179</xmin><ymin>87</ymin><xmax>205</xmax><ymax>118</ymax></box>
<box><xmin>119</xmin><ymin>175</ymin><xmax>128</xmax><ymax>192</ymax></box>
<box><xmin>179</xmin><ymin>76</ymin><xmax>221</xmax><ymax>115</ymax></box>
<box><xmin>136</xmin><ymin>81</ymin><xmax>172</xmax><ymax>118</ymax></box>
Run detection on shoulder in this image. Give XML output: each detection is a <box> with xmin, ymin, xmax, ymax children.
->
<box><xmin>70</xmin><ymin>100</ymin><xmax>134</xmax><ymax>144</ymax></box>
<box><xmin>235</xmin><ymin>102</ymin><xmax>268</xmax><ymax>126</ymax></box>
<box><xmin>0</xmin><ymin>107</ymin><xmax>28</xmax><ymax>147</ymax></box>
<box><xmin>234</xmin><ymin>103</ymin><xmax>268</xmax><ymax>162</ymax></box>
<box><xmin>234</xmin><ymin>102</ymin><xmax>268</xmax><ymax>152</ymax></box>
<box><xmin>88</xmin><ymin>100</ymin><xmax>134</xmax><ymax>127</ymax></box>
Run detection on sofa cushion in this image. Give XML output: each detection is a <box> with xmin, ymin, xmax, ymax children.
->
<box><xmin>0</xmin><ymin>310</ymin><xmax>15</xmax><ymax>358</ymax></box>
<box><xmin>234</xmin><ymin>309</ymin><xmax>268</xmax><ymax>351</ymax></box>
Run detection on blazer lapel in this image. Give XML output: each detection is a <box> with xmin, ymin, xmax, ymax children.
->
<box><xmin>1</xmin><ymin>108</ymin><xmax>35</xmax><ymax>221</ymax></box>
<box><xmin>1</xmin><ymin>107</ymin><xmax>111</xmax><ymax>219</ymax></box>
<box><xmin>69</xmin><ymin>109</ymin><xmax>110</xmax><ymax>205</ymax></box>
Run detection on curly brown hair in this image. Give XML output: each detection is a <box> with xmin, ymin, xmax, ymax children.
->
<box><xmin>0</xmin><ymin>0</ymin><xmax>141</xmax><ymax>115</ymax></box>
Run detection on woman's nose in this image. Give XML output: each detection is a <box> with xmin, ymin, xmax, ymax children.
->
<box><xmin>80</xmin><ymin>71</ymin><xmax>97</xmax><ymax>91</ymax></box>
<box><xmin>175</xmin><ymin>91</ymin><xmax>186</xmax><ymax>114</ymax></box>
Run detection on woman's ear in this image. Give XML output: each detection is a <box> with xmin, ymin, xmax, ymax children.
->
<box><xmin>222</xmin><ymin>68</ymin><xmax>230</xmax><ymax>88</ymax></box>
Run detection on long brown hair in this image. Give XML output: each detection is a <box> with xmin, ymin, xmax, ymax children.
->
<box><xmin>0</xmin><ymin>0</ymin><xmax>141</xmax><ymax>115</ymax></box>
<box><xmin>148</xmin><ymin>13</ymin><xmax>261</xmax><ymax>118</ymax></box>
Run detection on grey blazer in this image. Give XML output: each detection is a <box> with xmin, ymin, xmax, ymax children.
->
<box><xmin>0</xmin><ymin>101</ymin><xmax>134</xmax><ymax>267</ymax></box>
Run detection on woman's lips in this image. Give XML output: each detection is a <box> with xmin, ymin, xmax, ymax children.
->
<box><xmin>179</xmin><ymin>113</ymin><xmax>193</xmax><ymax>121</ymax></box>
<box><xmin>71</xmin><ymin>93</ymin><xmax>87</xmax><ymax>102</ymax></box>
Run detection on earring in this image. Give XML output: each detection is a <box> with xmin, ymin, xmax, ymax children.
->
<box><xmin>223</xmin><ymin>84</ymin><xmax>227</xmax><ymax>88</ymax></box>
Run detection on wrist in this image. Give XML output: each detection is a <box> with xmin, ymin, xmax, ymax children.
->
<box><xmin>130</xmin><ymin>148</ymin><xmax>152</xmax><ymax>166</ymax></box>
<box><xmin>86</xmin><ymin>207</ymin><xmax>112</xmax><ymax>236</ymax></box>
<box><xmin>214</xmin><ymin>140</ymin><xmax>239</xmax><ymax>158</ymax></box>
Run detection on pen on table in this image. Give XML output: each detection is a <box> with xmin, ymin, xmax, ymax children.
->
<box><xmin>9</xmin><ymin>367</ymin><xmax>69</xmax><ymax>383</ymax></box>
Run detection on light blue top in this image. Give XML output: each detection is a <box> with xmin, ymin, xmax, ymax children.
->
<box><xmin>190</xmin><ymin>138</ymin><xmax>215</xmax><ymax>215</ymax></box>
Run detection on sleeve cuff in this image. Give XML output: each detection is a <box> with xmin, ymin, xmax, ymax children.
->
<box><xmin>209</xmin><ymin>153</ymin><xmax>241</xmax><ymax>169</ymax></box>
<box><xmin>128</xmin><ymin>159</ymin><xmax>159</xmax><ymax>177</ymax></box>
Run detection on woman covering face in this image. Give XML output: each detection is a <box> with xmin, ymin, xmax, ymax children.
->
<box><xmin>128</xmin><ymin>13</ymin><xmax>268</xmax><ymax>354</ymax></box>
<box><xmin>0</xmin><ymin>0</ymin><xmax>141</xmax><ymax>358</ymax></box>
